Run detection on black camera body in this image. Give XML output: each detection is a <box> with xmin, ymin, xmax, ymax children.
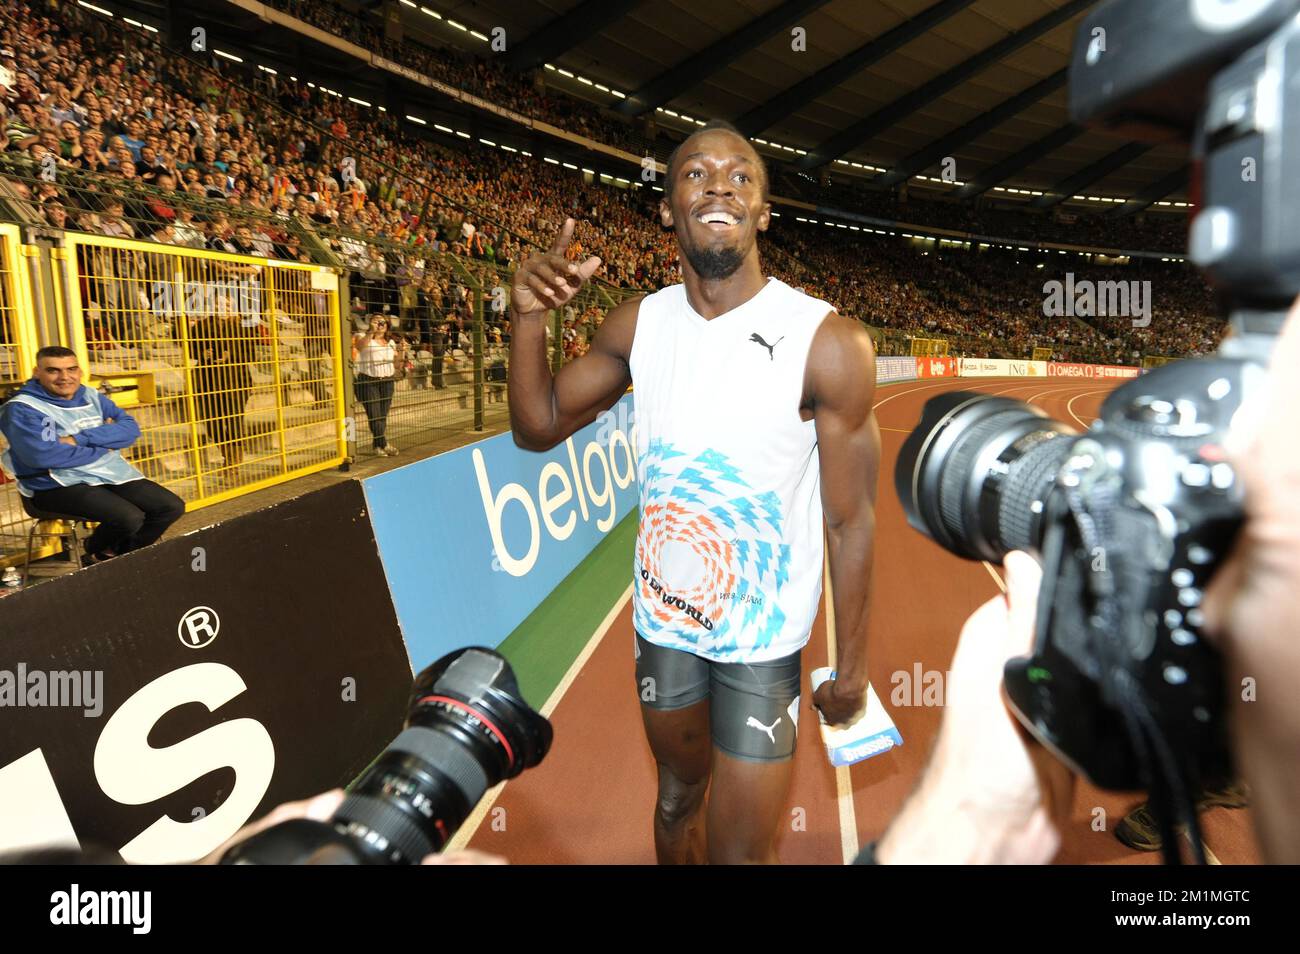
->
<box><xmin>897</xmin><ymin>0</ymin><xmax>1300</xmax><ymax>850</ymax></box>
<box><xmin>896</xmin><ymin>351</ymin><xmax>1250</xmax><ymax>790</ymax></box>
<box><xmin>1072</xmin><ymin>0</ymin><xmax>1300</xmax><ymax>318</ymax></box>
<box><xmin>1008</xmin><ymin>355</ymin><xmax>1250</xmax><ymax>790</ymax></box>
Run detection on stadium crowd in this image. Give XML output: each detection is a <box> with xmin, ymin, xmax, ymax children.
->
<box><xmin>778</xmin><ymin>173</ymin><xmax>1191</xmax><ymax>253</ymax></box>
<box><xmin>262</xmin><ymin>0</ymin><xmax>1191</xmax><ymax>254</ymax></box>
<box><xmin>0</xmin><ymin>0</ymin><xmax>1221</xmax><ymax>370</ymax></box>
<box><xmin>262</xmin><ymin>0</ymin><xmax>655</xmax><ymax>157</ymax></box>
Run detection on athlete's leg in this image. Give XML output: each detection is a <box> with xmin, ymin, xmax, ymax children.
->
<box><xmin>707</xmin><ymin>751</ymin><xmax>796</xmax><ymax>864</ymax></box>
<box><xmin>642</xmin><ymin>701</ymin><xmax>711</xmax><ymax>864</ymax></box>
<box><xmin>635</xmin><ymin>633</ymin><xmax>712</xmax><ymax>864</ymax></box>
<box><xmin>705</xmin><ymin>652</ymin><xmax>802</xmax><ymax>864</ymax></box>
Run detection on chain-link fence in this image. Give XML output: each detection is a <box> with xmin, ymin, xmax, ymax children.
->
<box><xmin>343</xmin><ymin>242</ymin><xmax>636</xmax><ymax>456</ymax></box>
<box><xmin>0</xmin><ymin>144</ymin><xmax>645</xmax><ymax>467</ymax></box>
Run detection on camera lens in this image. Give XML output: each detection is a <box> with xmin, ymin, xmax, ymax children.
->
<box><xmin>895</xmin><ymin>392</ymin><xmax>1078</xmax><ymax>562</ymax></box>
<box><xmin>331</xmin><ymin>648</ymin><xmax>552</xmax><ymax>863</ymax></box>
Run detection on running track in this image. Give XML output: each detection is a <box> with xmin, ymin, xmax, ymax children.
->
<box><xmin>461</xmin><ymin>377</ymin><xmax>1259</xmax><ymax>864</ymax></box>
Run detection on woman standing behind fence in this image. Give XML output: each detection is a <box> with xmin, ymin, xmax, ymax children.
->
<box><xmin>190</xmin><ymin>311</ymin><xmax>256</xmax><ymax>480</ymax></box>
<box><xmin>352</xmin><ymin>315</ymin><xmax>405</xmax><ymax>457</ymax></box>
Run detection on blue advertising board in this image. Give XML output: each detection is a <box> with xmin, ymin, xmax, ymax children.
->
<box><xmin>362</xmin><ymin>395</ymin><xmax>638</xmax><ymax>670</ymax></box>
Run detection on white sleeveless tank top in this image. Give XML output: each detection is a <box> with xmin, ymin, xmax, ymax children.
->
<box><xmin>356</xmin><ymin>337</ymin><xmax>397</xmax><ymax>377</ymax></box>
<box><xmin>629</xmin><ymin>277</ymin><xmax>833</xmax><ymax>662</ymax></box>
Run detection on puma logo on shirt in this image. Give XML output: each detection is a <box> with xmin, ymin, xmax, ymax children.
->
<box><xmin>749</xmin><ymin>333</ymin><xmax>784</xmax><ymax>360</ymax></box>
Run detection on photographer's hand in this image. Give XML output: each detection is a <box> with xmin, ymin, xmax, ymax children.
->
<box><xmin>877</xmin><ymin>551</ymin><xmax>1074</xmax><ymax>863</ymax></box>
<box><xmin>1202</xmin><ymin>295</ymin><xmax>1300</xmax><ymax>864</ymax></box>
<box><xmin>421</xmin><ymin>849</ymin><xmax>507</xmax><ymax>865</ymax></box>
<box><xmin>199</xmin><ymin>789</ymin><xmax>345</xmax><ymax>864</ymax></box>
<box><xmin>200</xmin><ymin>788</ymin><xmax>510</xmax><ymax>864</ymax></box>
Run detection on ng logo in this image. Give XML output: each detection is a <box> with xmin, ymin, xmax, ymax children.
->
<box><xmin>178</xmin><ymin>606</ymin><xmax>220</xmax><ymax>649</ymax></box>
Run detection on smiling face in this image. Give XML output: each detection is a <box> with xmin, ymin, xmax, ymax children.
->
<box><xmin>36</xmin><ymin>353</ymin><xmax>82</xmax><ymax>399</ymax></box>
<box><xmin>659</xmin><ymin>128</ymin><xmax>770</xmax><ymax>282</ymax></box>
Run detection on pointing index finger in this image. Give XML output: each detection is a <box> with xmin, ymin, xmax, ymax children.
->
<box><xmin>549</xmin><ymin>217</ymin><xmax>574</xmax><ymax>256</ymax></box>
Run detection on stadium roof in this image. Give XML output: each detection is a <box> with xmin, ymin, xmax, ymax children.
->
<box><xmin>431</xmin><ymin>0</ymin><xmax>1189</xmax><ymax>206</ymax></box>
<box><xmin>161</xmin><ymin>0</ymin><xmax>1193</xmax><ymax>209</ymax></box>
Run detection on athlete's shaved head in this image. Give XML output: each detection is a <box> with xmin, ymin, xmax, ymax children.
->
<box><xmin>664</xmin><ymin>120</ymin><xmax>769</xmax><ymax>202</ymax></box>
<box><xmin>659</xmin><ymin>121</ymin><xmax>772</xmax><ymax>283</ymax></box>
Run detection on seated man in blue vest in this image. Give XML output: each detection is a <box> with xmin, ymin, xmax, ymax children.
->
<box><xmin>1</xmin><ymin>347</ymin><xmax>185</xmax><ymax>564</ymax></box>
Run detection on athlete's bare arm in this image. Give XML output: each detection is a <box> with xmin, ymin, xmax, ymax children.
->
<box><xmin>804</xmin><ymin>312</ymin><xmax>881</xmax><ymax>726</ymax></box>
<box><xmin>507</xmin><ymin>217</ymin><xmax>640</xmax><ymax>451</ymax></box>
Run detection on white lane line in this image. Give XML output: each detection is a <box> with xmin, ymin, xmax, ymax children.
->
<box><xmin>872</xmin><ymin>377</ymin><xmax>1030</xmax><ymax>416</ymax></box>
<box><xmin>982</xmin><ymin>560</ymin><xmax>1007</xmax><ymax>593</ymax></box>
<box><xmin>872</xmin><ymin>377</ymin><xmax>980</xmax><ymax>409</ymax></box>
<box><xmin>989</xmin><ymin>382</ymin><xmax>1049</xmax><ymax>396</ymax></box>
<box><xmin>445</xmin><ymin>585</ymin><xmax>633</xmax><ymax>852</ymax></box>
<box><xmin>1027</xmin><ymin>385</ymin><xmax>1075</xmax><ymax>404</ymax></box>
<box><xmin>822</xmin><ymin>555</ymin><xmax>861</xmax><ymax>866</ymax></box>
<box><xmin>539</xmin><ymin>585</ymin><xmax>634</xmax><ymax>719</ymax></box>
<box><xmin>1025</xmin><ymin>382</ymin><xmax>1100</xmax><ymax>404</ymax></box>
<box><xmin>1066</xmin><ymin>388</ymin><xmax>1110</xmax><ymax>428</ymax></box>
<box><xmin>1182</xmin><ymin>828</ymin><xmax>1222</xmax><ymax>865</ymax></box>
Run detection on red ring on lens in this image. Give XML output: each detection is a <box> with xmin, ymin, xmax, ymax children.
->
<box><xmin>415</xmin><ymin>695</ymin><xmax>515</xmax><ymax>765</ymax></box>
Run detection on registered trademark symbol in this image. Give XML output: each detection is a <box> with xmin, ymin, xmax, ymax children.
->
<box><xmin>178</xmin><ymin>606</ymin><xmax>220</xmax><ymax>649</ymax></box>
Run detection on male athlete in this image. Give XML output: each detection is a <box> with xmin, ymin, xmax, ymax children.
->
<box><xmin>508</xmin><ymin>120</ymin><xmax>880</xmax><ymax>864</ymax></box>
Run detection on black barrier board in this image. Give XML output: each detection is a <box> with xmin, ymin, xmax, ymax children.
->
<box><xmin>0</xmin><ymin>480</ymin><xmax>411</xmax><ymax>863</ymax></box>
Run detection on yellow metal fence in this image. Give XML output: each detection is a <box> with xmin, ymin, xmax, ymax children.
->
<box><xmin>0</xmin><ymin>223</ymin><xmax>43</xmax><ymax>561</ymax></box>
<box><xmin>909</xmin><ymin>337</ymin><xmax>950</xmax><ymax>357</ymax></box>
<box><xmin>59</xmin><ymin>234</ymin><xmax>346</xmax><ymax>509</ymax></box>
<box><xmin>0</xmin><ymin>223</ymin><xmax>631</xmax><ymax>565</ymax></box>
<box><xmin>0</xmin><ymin>223</ymin><xmax>39</xmax><ymax>383</ymax></box>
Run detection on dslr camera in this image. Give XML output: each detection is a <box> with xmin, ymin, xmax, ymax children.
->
<box><xmin>896</xmin><ymin>0</ymin><xmax>1300</xmax><ymax>862</ymax></box>
<box><xmin>222</xmin><ymin>648</ymin><xmax>551</xmax><ymax>864</ymax></box>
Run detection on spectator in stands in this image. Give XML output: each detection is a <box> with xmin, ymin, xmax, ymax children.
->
<box><xmin>94</xmin><ymin>196</ymin><xmax>133</xmax><ymax>239</ymax></box>
<box><xmin>430</xmin><ymin>321</ymin><xmax>448</xmax><ymax>390</ymax></box>
<box><xmin>41</xmin><ymin>197</ymin><xmax>68</xmax><ymax>229</ymax></box>
<box><xmin>4</xmin><ymin>101</ymin><xmax>40</xmax><ymax>150</ymax></box>
<box><xmin>189</xmin><ymin>310</ymin><xmax>257</xmax><ymax>478</ymax></box>
<box><xmin>404</xmin><ymin>333</ymin><xmax>431</xmax><ymax>391</ymax></box>
<box><xmin>0</xmin><ymin>346</ymin><xmax>185</xmax><ymax>564</ymax></box>
<box><xmin>0</xmin><ymin>0</ymin><xmax>1216</xmax><ymax>375</ymax></box>
<box><xmin>351</xmin><ymin>314</ymin><xmax>404</xmax><ymax>456</ymax></box>
<box><xmin>172</xmin><ymin>207</ymin><xmax>204</xmax><ymax>247</ymax></box>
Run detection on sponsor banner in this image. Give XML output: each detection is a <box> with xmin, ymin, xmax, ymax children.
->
<box><xmin>959</xmin><ymin>357</ymin><xmax>1007</xmax><ymax>377</ymax></box>
<box><xmin>1047</xmin><ymin>362</ymin><xmax>1142</xmax><ymax>379</ymax></box>
<box><xmin>363</xmin><ymin>394</ymin><xmax>639</xmax><ymax>672</ymax></box>
<box><xmin>958</xmin><ymin>358</ymin><xmax>1048</xmax><ymax>377</ymax></box>
<box><xmin>876</xmin><ymin>355</ymin><xmax>919</xmax><ymax>384</ymax></box>
<box><xmin>374</xmin><ymin>55</ymin><xmax>445</xmax><ymax>90</ymax></box>
<box><xmin>914</xmin><ymin>356</ymin><xmax>958</xmax><ymax>379</ymax></box>
<box><xmin>0</xmin><ymin>481</ymin><xmax>411</xmax><ymax>864</ymax></box>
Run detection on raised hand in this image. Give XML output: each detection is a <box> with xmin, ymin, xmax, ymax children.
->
<box><xmin>510</xmin><ymin>218</ymin><xmax>602</xmax><ymax>319</ymax></box>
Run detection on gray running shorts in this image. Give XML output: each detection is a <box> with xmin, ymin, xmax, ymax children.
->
<box><xmin>634</xmin><ymin>632</ymin><xmax>801</xmax><ymax>762</ymax></box>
